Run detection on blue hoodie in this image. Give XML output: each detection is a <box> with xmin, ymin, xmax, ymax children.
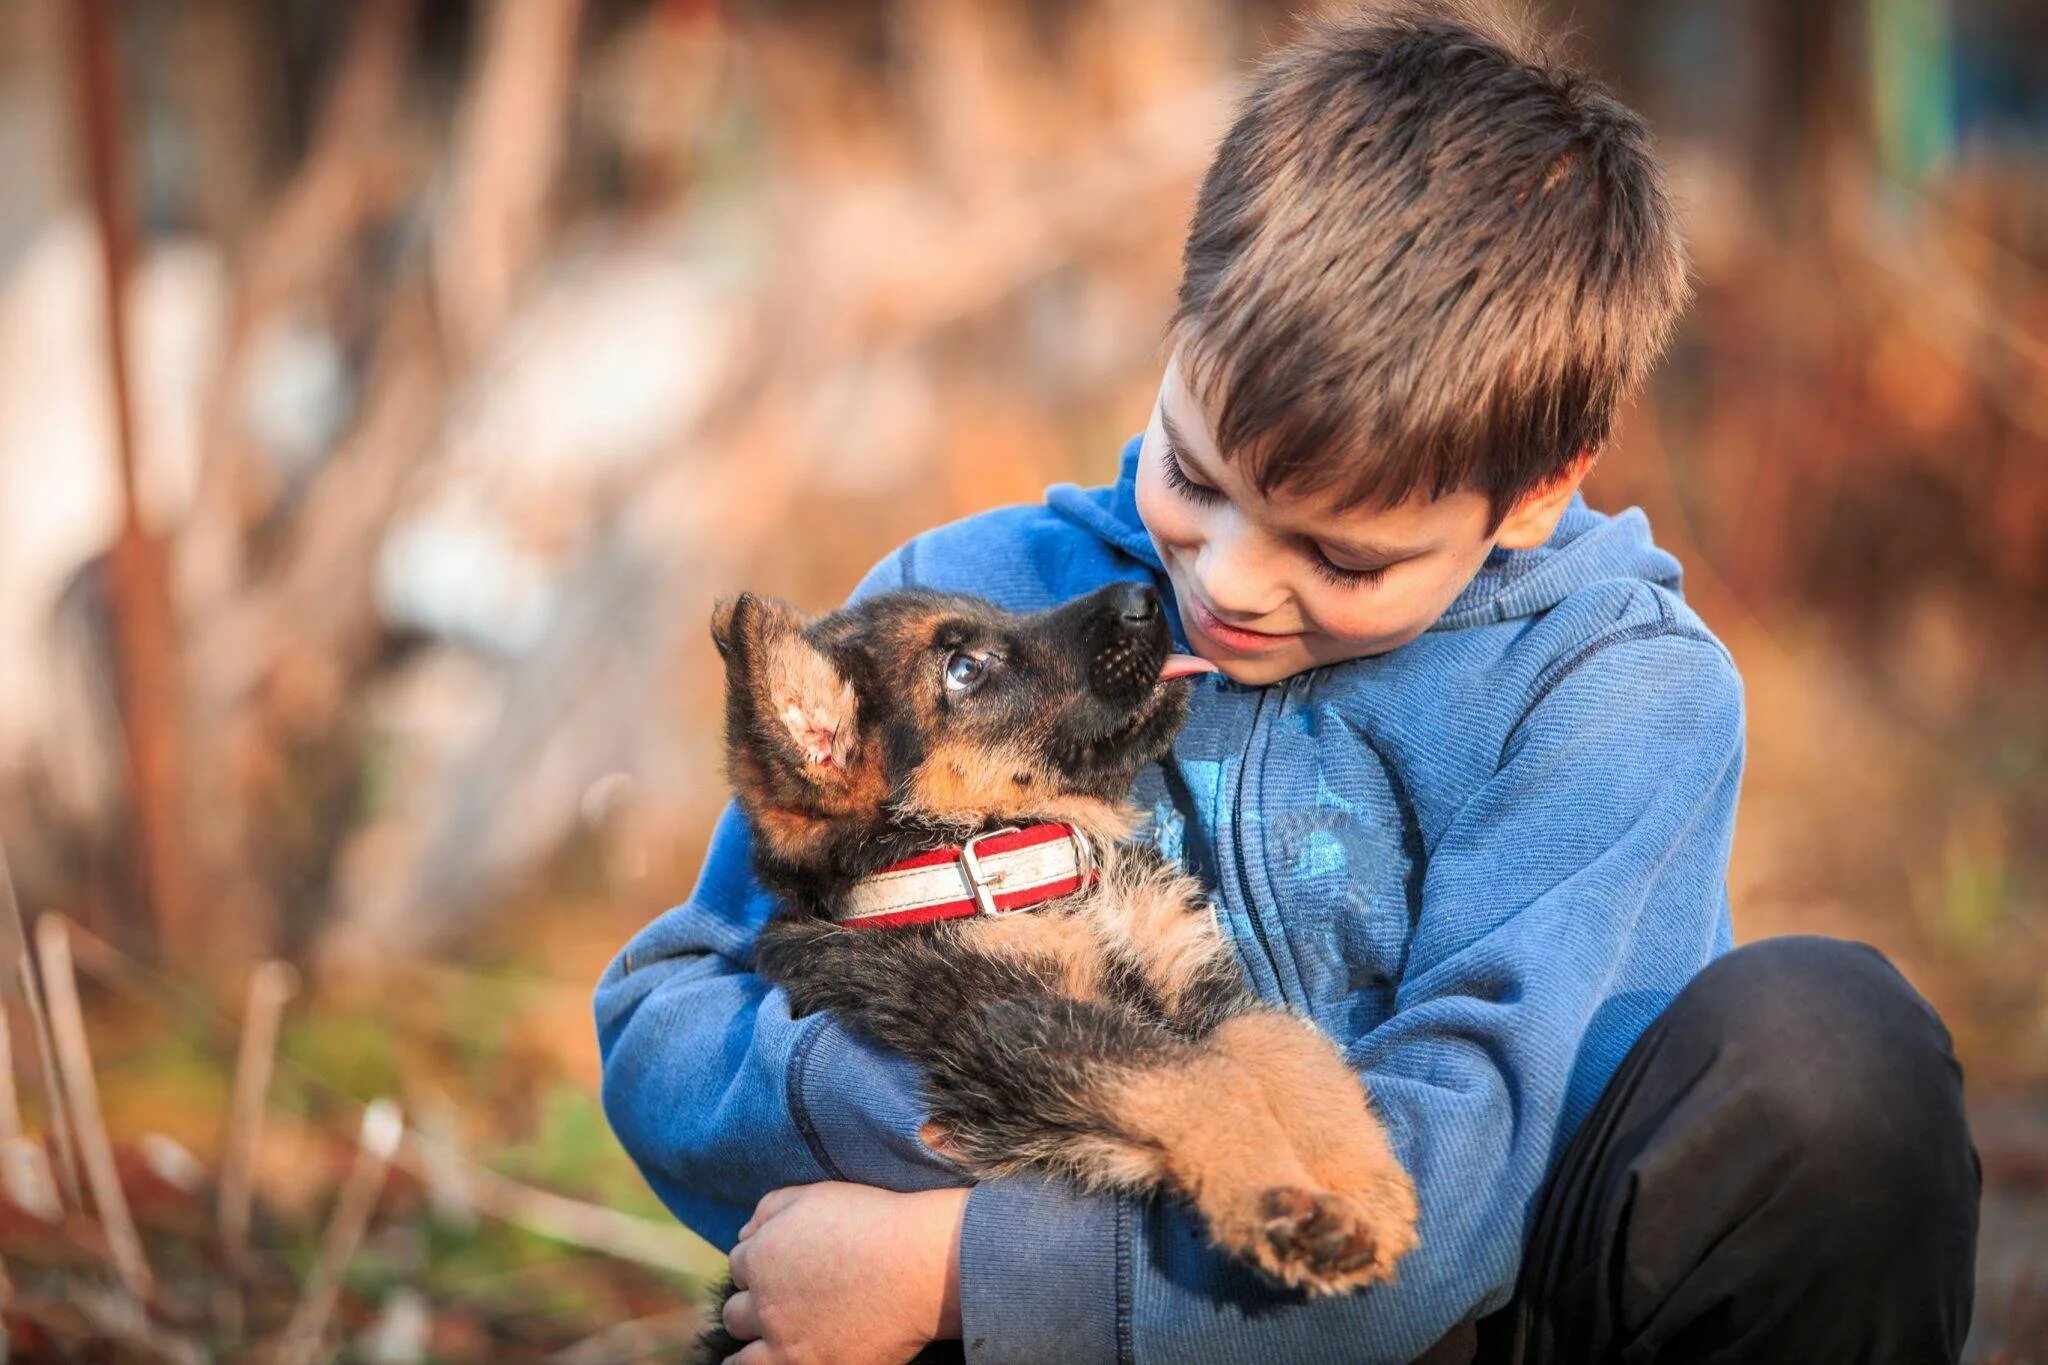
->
<box><xmin>595</xmin><ymin>437</ymin><xmax>1744</xmax><ymax>1363</ymax></box>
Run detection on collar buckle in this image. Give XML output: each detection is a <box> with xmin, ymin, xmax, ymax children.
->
<box><xmin>959</xmin><ymin>823</ymin><xmax>1096</xmax><ymax>917</ymax></box>
<box><xmin>958</xmin><ymin>826</ymin><xmax>1020</xmax><ymax>916</ymax></box>
<box><xmin>1067</xmin><ymin>824</ymin><xmax>1096</xmax><ymax>879</ymax></box>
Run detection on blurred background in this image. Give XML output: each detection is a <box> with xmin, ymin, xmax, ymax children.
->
<box><xmin>0</xmin><ymin>0</ymin><xmax>2042</xmax><ymax>1357</ymax></box>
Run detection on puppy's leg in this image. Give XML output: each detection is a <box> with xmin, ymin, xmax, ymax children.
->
<box><xmin>922</xmin><ymin>994</ymin><xmax>1392</xmax><ymax>1296</ymax></box>
<box><xmin>1081</xmin><ymin>863</ymin><xmax>1417</xmax><ymax>1285</ymax></box>
<box><xmin>1095</xmin><ymin>1043</ymin><xmax>1402</xmax><ymax>1295</ymax></box>
<box><xmin>1079</xmin><ymin>853</ymin><xmax>1254</xmax><ymax>1036</ymax></box>
<box><xmin>1208</xmin><ymin>1010</ymin><xmax>1419</xmax><ymax>1282</ymax></box>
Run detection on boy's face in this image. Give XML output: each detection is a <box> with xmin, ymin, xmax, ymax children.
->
<box><xmin>1136</xmin><ymin>352</ymin><xmax>1587</xmax><ymax>686</ymax></box>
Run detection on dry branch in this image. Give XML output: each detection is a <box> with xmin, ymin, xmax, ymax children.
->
<box><xmin>0</xmin><ymin>1008</ymin><xmax>18</xmax><ymax>1143</ymax></box>
<box><xmin>396</xmin><ymin>1129</ymin><xmax>711</xmax><ymax>1276</ymax></box>
<box><xmin>64</xmin><ymin>1283</ymin><xmax>204</xmax><ymax>1365</ymax></box>
<box><xmin>547</xmin><ymin>1308</ymin><xmax>703</xmax><ymax>1363</ymax></box>
<box><xmin>69</xmin><ymin>0</ymin><xmax>196</xmax><ymax>963</ymax></box>
<box><xmin>184</xmin><ymin>0</ymin><xmax>421</xmax><ymax>609</ymax></box>
<box><xmin>271</xmin><ymin>1098</ymin><xmax>403</xmax><ymax>1365</ymax></box>
<box><xmin>0</xmin><ymin>844</ymin><xmax>82</xmax><ymax>1212</ymax></box>
<box><xmin>13</xmin><ymin>970</ymin><xmax>80</xmax><ymax>1215</ymax></box>
<box><xmin>35</xmin><ymin>914</ymin><xmax>153</xmax><ymax>1303</ymax></box>
<box><xmin>0</xmin><ymin>1016</ymin><xmax>60</xmax><ymax>1224</ymax></box>
<box><xmin>219</xmin><ymin>960</ymin><xmax>299</xmax><ymax>1272</ymax></box>
<box><xmin>436</xmin><ymin>0</ymin><xmax>587</xmax><ymax>355</ymax></box>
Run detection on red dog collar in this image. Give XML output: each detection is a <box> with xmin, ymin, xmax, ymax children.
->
<box><xmin>832</xmin><ymin>823</ymin><xmax>1098</xmax><ymax>930</ymax></box>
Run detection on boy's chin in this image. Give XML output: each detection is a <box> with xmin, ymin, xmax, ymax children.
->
<box><xmin>1199</xmin><ymin>649</ymin><xmax>1314</xmax><ymax>687</ymax></box>
<box><xmin>1190</xmin><ymin>632</ymin><xmax>1414</xmax><ymax>685</ymax></box>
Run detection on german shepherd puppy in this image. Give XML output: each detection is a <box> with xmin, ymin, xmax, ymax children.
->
<box><xmin>697</xmin><ymin>582</ymin><xmax>1417</xmax><ymax>1357</ymax></box>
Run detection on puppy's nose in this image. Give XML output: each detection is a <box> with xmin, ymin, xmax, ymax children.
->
<box><xmin>1112</xmin><ymin>583</ymin><xmax>1160</xmax><ymax>630</ymax></box>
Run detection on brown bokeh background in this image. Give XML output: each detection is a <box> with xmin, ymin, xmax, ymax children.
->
<box><xmin>0</xmin><ymin>0</ymin><xmax>2041</xmax><ymax>1358</ymax></box>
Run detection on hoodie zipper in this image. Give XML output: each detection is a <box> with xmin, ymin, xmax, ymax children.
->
<box><xmin>1226</xmin><ymin>686</ymin><xmax>1287</xmax><ymax>999</ymax></box>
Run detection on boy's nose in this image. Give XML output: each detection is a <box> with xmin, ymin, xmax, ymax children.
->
<box><xmin>1193</xmin><ymin>519</ymin><xmax>1286</xmax><ymax>621</ymax></box>
<box><xmin>1111</xmin><ymin>583</ymin><xmax>1160</xmax><ymax>630</ymax></box>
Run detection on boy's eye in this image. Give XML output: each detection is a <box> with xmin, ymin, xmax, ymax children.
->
<box><xmin>1160</xmin><ymin>440</ymin><xmax>1225</xmax><ymax>504</ymax></box>
<box><xmin>944</xmin><ymin>651</ymin><xmax>990</xmax><ymax>693</ymax></box>
<box><xmin>1308</xmin><ymin>552</ymin><xmax>1392</xmax><ymax>590</ymax></box>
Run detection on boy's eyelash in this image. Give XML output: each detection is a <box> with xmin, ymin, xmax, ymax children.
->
<box><xmin>1163</xmin><ymin>435</ymin><xmax>1389</xmax><ymax>590</ymax></box>
<box><xmin>1160</xmin><ymin>441</ymin><xmax>1224</xmax><ymax>503</ymax></box>
<box><xmin>1309</xmin><ymin>556</ymin><xmax>1390</xmax><ymax>590</ymax></box>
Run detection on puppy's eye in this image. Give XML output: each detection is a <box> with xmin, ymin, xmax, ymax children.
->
<box><xmin>944</xmin><ymin>651</ymin><xmax>989</xmax><ymax>693</ymax></box>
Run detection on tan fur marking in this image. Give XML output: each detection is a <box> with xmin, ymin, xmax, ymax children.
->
<box><xmin>816</xmin><ymin>744</ymin><xmax>890</xmax><ymax>814</ymax></box>
<box><xmin>1035</xmin><ymin>1131</ymin><xmax>1170</xmax><ymax>1192</ymax></box>
<box><xmin>903</xmin><ymin>739</ymin><xmax>1056</xmax><ymax>823</ymax></box>
<box><xmin>960</xmin><ymin>911</ymin><xmax>1106</xmax><ymax>1000</ymax></box>
<box><xmin>902</xmin><ymin>740</ymin><xmax>1137</xmax><ymax>848</ymax></box>
<box><xmin>753</xmin><ymin>803</ymin><xmax>833</xmax><ymax>864</ymax></box>
<box><xmin>1084</xmin><ymin>852</ymin><xmax>1230</xmax><ymax>1014</ymax></box>
<box><xmin>1211</xmin><ymin>1012</ymin><xmax>1419</xmax><ymax>1279</ymax></box>
<box><xmin>1107</xmin><ymin>1055</ymin><xmax>1307</xmax><ymax>1193</ymax></box>
<box><xmin>1102</xmin><ymin>1055</ymin><xmax>1392</xmax><ymax>1294</ymax></box>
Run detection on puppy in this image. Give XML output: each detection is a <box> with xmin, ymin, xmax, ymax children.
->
<box><xmin>698</xmin><ymin>583</ymin><xmax>1417</xmax><ymax>1358</ymax></box>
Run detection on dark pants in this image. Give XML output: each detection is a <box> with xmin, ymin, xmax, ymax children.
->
<box><xmin>1448</xmin><ymin>936</ymin><xmax>1981</xmax><ymax>1364</ymax></box>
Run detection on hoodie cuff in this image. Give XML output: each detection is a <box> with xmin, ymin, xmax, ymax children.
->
<box><xmin>790</xmin><ymin>1013</ymin><xmax>961</xmax><ymax>1191</ymax></box>
<box><xmin>959</xmin><ymin>1177</ymin><xmax>1121</xmax><ymax>1364</ymax></box>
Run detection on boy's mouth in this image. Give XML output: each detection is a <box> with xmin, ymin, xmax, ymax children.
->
<box><xmin>1184</xmin><ymin>589</ymin><xmax>1302</xmax><ymax>655</ymax></box>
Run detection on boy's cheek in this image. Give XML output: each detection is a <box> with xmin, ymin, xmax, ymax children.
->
<box><xmin>1131</xmin><ymin>456</ymin><xmax>1192</xmax><ymax>550</ymax></box>
<box><xmin>1133</xmin><ymin>449</ymin><xmax>1477</xmax><ymax>669</ymax></box>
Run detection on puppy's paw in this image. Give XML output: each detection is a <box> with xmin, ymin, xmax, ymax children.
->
<box><xmin>1320</xmin><ymin>1160</ymin><xmax>1420</xmax><ymax>1273</ymax></box>
<box><xmin>1247</xmin><ymin>1186</ymin><xmax>1402</xmax><ymax>1295</ymax></box>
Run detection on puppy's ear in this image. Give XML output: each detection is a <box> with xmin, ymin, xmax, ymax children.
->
<box><xmin>713</xmin><ymin>594</ymin><xmax>867</xmax><ymax>811</ymax></box>
<box><xmin>711</xmin><ymin>597</ymin><xmax>741</xmax><ymax>661</ymax></box>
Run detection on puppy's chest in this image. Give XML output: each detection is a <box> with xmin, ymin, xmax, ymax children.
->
<box><xmin>957</xmin><ymin>861</ymin><xmax>1223</xmax><ymax>1005</ymax></box>
<box><xmin>1134</xmin><ymin>687</ymin><xmax>1425</xmax><ymax>1035</ymax></box>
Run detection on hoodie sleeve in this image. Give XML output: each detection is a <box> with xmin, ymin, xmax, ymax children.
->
<box><xmin>955</xmin><ymin>628</ymin><xmax>1745</xmax><ymax>1363</ymax></box>
<box><xmin>593</xmin><ymin>549</ymin><xmax>966</xmax><ymax>1250</ymax></box>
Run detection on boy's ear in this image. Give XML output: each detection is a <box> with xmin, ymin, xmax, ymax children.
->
<box><xmin>712</xmin><ymin>593</ymin><xmax>865</xmax><ymax>795</ymax></box>
<box><xmin>1494</xmin><ymin>448</ymin><xmax>1597</xmax><ymax>550</ymax></box>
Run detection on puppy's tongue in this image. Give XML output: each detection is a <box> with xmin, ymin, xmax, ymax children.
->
<box><xmin>1159</xmin><ymin>654</ymin><xmax>1221</xmax><ymax>680</ymax></box>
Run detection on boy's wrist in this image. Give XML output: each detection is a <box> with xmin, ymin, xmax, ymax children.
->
<box><xmin>904</xmin><ymin>1186</ymin><xmax>969</xmax><ymax>1340</ymax></box>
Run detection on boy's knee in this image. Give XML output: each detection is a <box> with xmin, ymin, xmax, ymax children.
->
<box><xmin>1683</xmin><ymin>934</ymin><xmax>1921</xmax><ymax>1034</ymax></box>
<box><xmin>1674</xmin><ymin>937</ymin><xmax>1973</xmax><ymax>1199</ymax></box>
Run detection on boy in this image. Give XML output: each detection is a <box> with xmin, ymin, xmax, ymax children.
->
<box><xmin>596</xmin><ymin>4</ymin><xmax>1978</xmax><ymax>1362</ymax></box>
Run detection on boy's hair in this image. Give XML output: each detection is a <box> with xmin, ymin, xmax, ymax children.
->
<box><xmin>1173</xmin><ymin>0</ymin><xmax>1690</xmax><ymax>523</ymax></box>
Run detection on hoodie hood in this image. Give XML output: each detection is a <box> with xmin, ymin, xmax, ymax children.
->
<box><xmin>1045</xmin><ymin>435</ymin><xmax>1685</xmax><ymax>632</ymax></box>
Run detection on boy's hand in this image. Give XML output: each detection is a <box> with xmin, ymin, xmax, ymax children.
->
<box><xmin>719</xmin><ymin>1182</ymin><xmax>969</xmax><ymax>1365</ymax></box>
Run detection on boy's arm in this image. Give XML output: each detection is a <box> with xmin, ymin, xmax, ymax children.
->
<box><xmin>594</xmin><ymin>802</ymin><xmax>965</xmax><ymax>1248</ymax></box>
<box><xmin>956</xmin><ymin>629</ymin><xmax>1745</xmax><ymax>1364</ymax></box>
<box><xmin>593</xmin><ymin>550</ymin><xmax>966</xmax><ymax>1250</ymax></box>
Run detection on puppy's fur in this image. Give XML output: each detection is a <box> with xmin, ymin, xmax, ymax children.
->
<box><xmin>698</xmin><ymin>584</ymin><xmax>1416</xmax><ymax>1359</ymax></box>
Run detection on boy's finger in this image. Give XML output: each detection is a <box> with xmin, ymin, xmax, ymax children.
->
<box><xmin>739</xmin><ymin>1185</ymin><xmax>807</xmax><ymax>1238</ymax></box>
<box><xmin>721</xmin><ymin>1287</ymin><xmax>762</xmax><ymax>1341</ymax></box>
<box><xmin>726</xmin><ymin>1236</ymin><xmax>753</xmax><ymax>1288</ymax></box>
